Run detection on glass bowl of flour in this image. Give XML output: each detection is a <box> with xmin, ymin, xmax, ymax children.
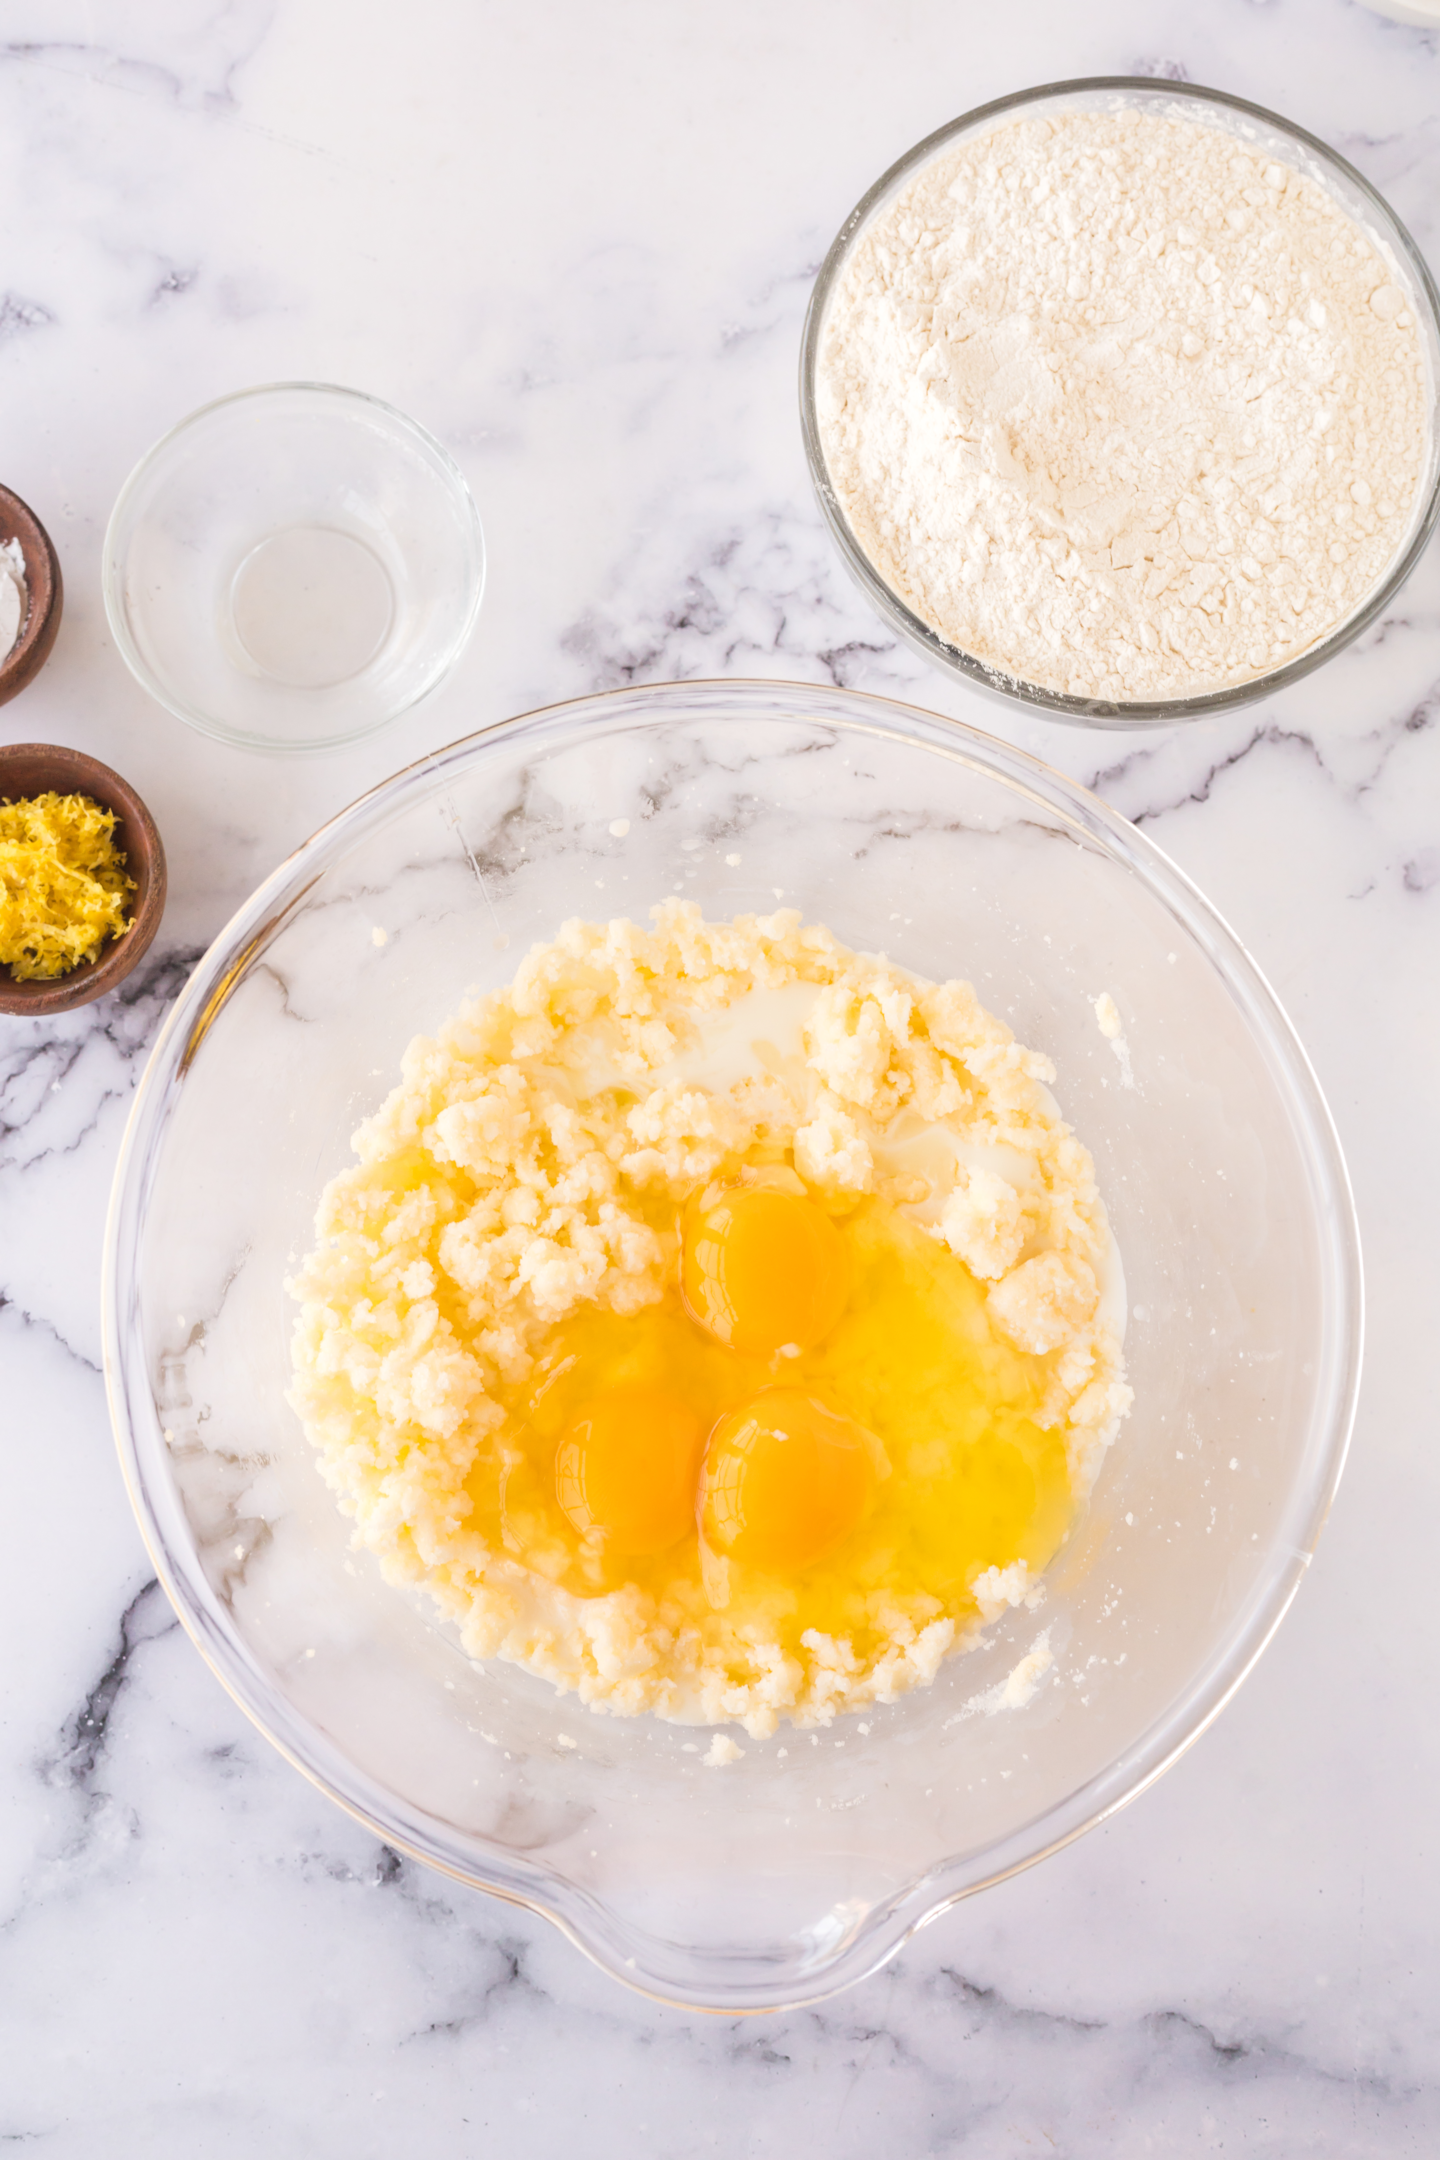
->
<box><xmin>105</xmin><ymin>679</ymin><xmax>1359</xmax><ymax>2009</ymax></box>
<box><xmin>802</xmin><ymin>79</ymin><xmax>1440</xmax><ymax>726</ymax></box>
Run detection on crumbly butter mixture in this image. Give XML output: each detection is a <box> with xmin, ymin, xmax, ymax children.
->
<box><xmin>817</xmin><ymin>107</ymin><xmax>1429</xmax><ymax>702</ymax></box>
<box><xmin>288</xmin><ymin>904</ymin><xmax>1130</xmax><ymax>1733</ymax></box>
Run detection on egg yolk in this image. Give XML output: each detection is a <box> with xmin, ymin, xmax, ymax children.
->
<box><xmin>467</xmin><ymin>1186</ymin><xmax>1076</xmax><ymax>1643</ymax></box>
<box><xmin>554</xmin><ymin>1386</ymin><xmax>704</xmax><ymax>1555</ymax></box>
<box><xmin>700</xmin><ymin>1387</ymin><xmax>875</xmax><ymax>1572</ymax></box>
<box><xmin>682</xmin><ymin>1185</ymin><xmax>849</xmax><ymax>1356</ymax></box>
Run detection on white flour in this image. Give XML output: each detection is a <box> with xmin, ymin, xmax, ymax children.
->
<box><xmin>817</xmin><ymin>108</ymin><xmax>1429</xmax><ymax>702</ymax></box>
<box><xmin>0</xmin><ymin>538</ymin><xmax>26</xmax><ymax>664</ymax></box>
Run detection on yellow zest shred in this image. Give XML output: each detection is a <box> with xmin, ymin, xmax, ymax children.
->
<box><xmin>0</xmin><ymin>791</ymin><xmax>135</xmax><ymax>982</ymax></box>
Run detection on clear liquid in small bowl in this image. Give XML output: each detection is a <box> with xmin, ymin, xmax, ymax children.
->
<box><xmin>230</xmin><ymin>525</ymin><xmax>394</xmax><ymax>688</ymax></box>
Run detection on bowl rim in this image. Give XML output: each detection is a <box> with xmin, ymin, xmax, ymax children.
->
<box><xmin>0</xmin><ymin>483</ymin><xmax>64</xmax><ymax>708</ymax></box>
<box><xmin>100</xmin><ymin>379</ymin><xmax>487</xmax><ymax>756</ymax></box>
<box><xmin>799</xmin><ymin>75</ymin><xmax>1440</xmax><ymax>729</ymax></box>
<box><xmin>0</xmin><ymin>741</ymin><xmax>166</xmax><ymax>1015</ymax></box>
<box><xmin>102</xmin><ymin>677</ymin><xmax>1364</xmax><ymax>2009</ymax></box>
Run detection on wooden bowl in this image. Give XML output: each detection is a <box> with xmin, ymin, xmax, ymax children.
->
<box><xmin>0</xmin><ymin>485</ymin><xmax>63</xmax><ymax>706</ymax></box>
<box><xmin>0</xmin><ymin>743</ymin><xmax>167</xmax><ymax>1016</ymax></box>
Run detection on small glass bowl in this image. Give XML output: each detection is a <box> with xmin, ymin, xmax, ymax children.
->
<box><xmin>104</xmin><ymin>679</ymin><xmax>1361</xmax><ymax>2011</ymax></box>
<box><xmin>102</xmin><ymin>383</ymin><xmax>485</xmax><ymax>754</ymax></box>
<box><xmin>800</xmin><ymin>78</ymin><xmax>1440</xmax><ymax>728</ymax></box>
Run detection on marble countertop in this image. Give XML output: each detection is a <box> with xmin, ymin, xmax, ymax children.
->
<box><xmin>3</xmin><ymin>1</ymin><xmax>1439</xmax><ymax>2150</ymax></box>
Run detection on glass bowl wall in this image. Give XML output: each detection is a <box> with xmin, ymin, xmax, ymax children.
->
<box><xmin>104</xmin><ymin>680</ymin><xmax>1361</xmax><ymax>2009</ymax></box>
<box><xmin>800</xmin><ymin>78</ymin><xmax>1440</xmax><ymax>728</ymax></box>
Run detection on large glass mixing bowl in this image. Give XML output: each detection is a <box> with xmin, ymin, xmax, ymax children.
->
<box><xmin>103</xmin><ymin>681</ymin><xmax>1361</xmax><ymax>2010</ymax></box>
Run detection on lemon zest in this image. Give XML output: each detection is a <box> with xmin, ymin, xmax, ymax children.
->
<box><xmin>0</xmin><ymin>790</ymin><xmax>135</xmax><ymax>981</ymax></box>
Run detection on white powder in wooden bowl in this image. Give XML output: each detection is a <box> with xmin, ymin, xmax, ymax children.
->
<box><xmin>815</xmin><ymin>106</ymin><xmax>1430</xmax><ymax>703</ymax></box>
<box><xmin>0</xmin><ymin>539</ymin><xmax>27</xmax><ymax>664</ymax></box>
